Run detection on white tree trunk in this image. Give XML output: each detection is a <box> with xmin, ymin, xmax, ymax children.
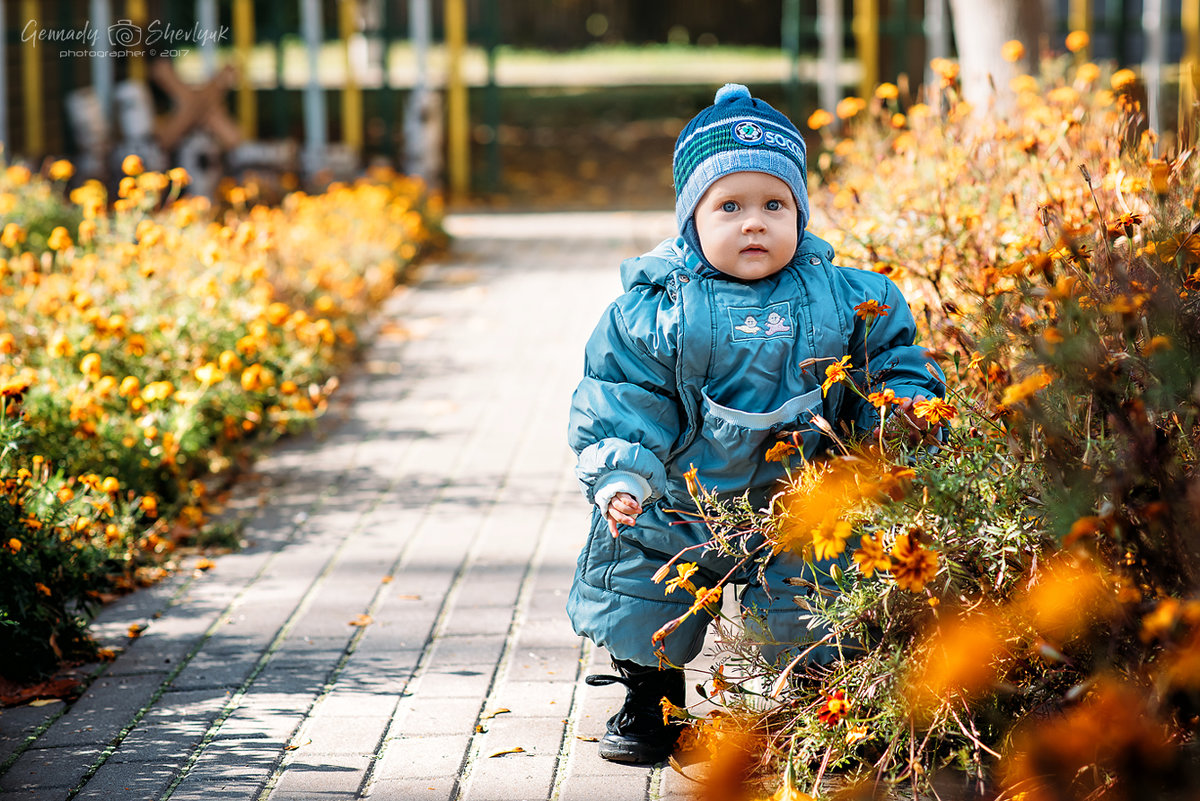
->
<box><xmin>946</xmin><ymin>0</ymin><xmax>1048</xmax><ymax>110</ymax></box>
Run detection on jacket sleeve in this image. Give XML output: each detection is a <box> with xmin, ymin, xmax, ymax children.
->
<box><xmin>840</xmin><ymin>269</ymin><xmax>945</xmax><ymax>432</ymax></box>
<box><xmin>568</xmin><ymin>295</ymin><xmax>681</xmax><ymax>510</ymax></box>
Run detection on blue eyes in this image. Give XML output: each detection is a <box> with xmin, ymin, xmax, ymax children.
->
<box><xmin>719</xmin><ymin>199</ymin><xmax>784</xmax><ymax>213</ymax></box>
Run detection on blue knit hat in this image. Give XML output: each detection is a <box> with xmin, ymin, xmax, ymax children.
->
<box><xmin>673</xmin><ymin>84</ymin><xmax>809</xmax><ymax>259</ymax></box>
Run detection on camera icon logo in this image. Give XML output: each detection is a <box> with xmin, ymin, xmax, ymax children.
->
<box><xmin>108</xmin><ymin>19</ymin><xmax>143</xmax><ymax>47</ymax></box>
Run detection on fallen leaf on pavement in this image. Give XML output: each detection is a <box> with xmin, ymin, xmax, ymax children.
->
<box><xmin>489</xmin><ymin>746</ymin><xmax>526</xmax><ymax>758</ymax></box>
<box><xmin>348</xmin><ymin>615</ymin><xmax>373</xmax><ymax>627</ymax></box>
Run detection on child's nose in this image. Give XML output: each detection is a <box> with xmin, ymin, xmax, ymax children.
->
<box><xmin>742</xmin><ymin>215</ymin><xmax>766</xmax><ymax>233</ymax></box>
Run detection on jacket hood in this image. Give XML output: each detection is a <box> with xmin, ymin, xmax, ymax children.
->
<box><xmin>618</xmin><ymin>237</ymin><xmax>699</xmax><ymax>292</ymax></box>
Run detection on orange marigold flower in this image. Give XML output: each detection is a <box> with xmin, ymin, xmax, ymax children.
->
<box><xmin>765</xmin><ymin>441</ymin><xmax>798</xmax><ymax>463</ymax></box>
<box><xmin>807</xmin><ymin>108</ymin><xmax>834</xmax><ymax>129</ymax></box>
<box><xmin>867</xmin><ymin>388</ymin><xmax>898</xmax><ymax>409</ymax></box>
<box><xmin>121</xmin><ymin>154</ymin><xmax>145</xmax><ymax>176</ymax></box>
<box><xmin>663</xmin><ymin>562</ymin><xmax>699</xmax><ymax>595</ymax></box>
<box><xmin>854</xmin><ymin>299</ymin><xmax>891</xmax><ymax>322</ymax></box>
<box><xmin>687</xmin><ymin>586</ymin><xmax>723</xmax><ymax>616</ymax></box>
<box><xmin>930</xmin><ymin>57</ymin><xmax>959</xmax><ymax>85</ymax></box>
<box><xmin>853</xmin><ymin>533</ymin><xmax>891</xmax><ymax>577</ymax></box>
<box><xmin>821</xmin><ymin>355</ymin><xmax>852</xmax><ymax>396</ymax></box>
<box><xmin>1</xmin><ymin>223</ymin><xmax>25</xmax><ymax>249</ymax></box>
<box><xmin>1111</xmin><ymin>68</ymin><xmax>1138</xmax><ymax>92</ymax></box>
<box><xmin>1065</xmin><ymin>30</ymin><xmax>1089</xmax><ymax>53</ymax></box>
<box><xmin>79</xmin><ymin>352</ymin><xmax>102</xmax><ymax>380</ymax></box>
<box><xmin>817</xmin><ymin>690</ymin><xmax>852</xmax><ymax>726</ymax></box>
<box><xmin>1001</xmin><ymin>39</ymin><xmax>1026</xmax><ymax>63</ymax></box>
<box><xmin>47</xmin><ymin>226</ymin><xmax>72</xmax><ymax>252</ymax></box>
<box><xmin>5</xmin><ymin>537</ymin><xmax>21</xmax><ymax>553</ymax></box>
<box><xmin>836</xmin><ymin>96</ymin><xmax>867</xmax><ymax>120</ymax></box>
<box><xmin>1001</xmin><ymin>368</ymin><xmax>1053</xmax><ymax>407</ymax></box>
<box><xmin>874</xmin><ymin>82</ymin><xmax>899</xmax><ymax>101</ymax></box>
<box><xmin>48</xmin><ymin>159</ymin><xmax>75</xmax><ymax>181</ymax></box>
<box><xmin>912</xmin><ymin>398</ymin><xmax>957</xmax><ymax>426</ymax></box>
<box><xmin>891</xmin><ymin>532</ymin><xmax>939</xmax><ymax>592</ymax></box>
<box><xmin>1076</xmin><ymin>62</ymin><xmax>1100</xmax><ymax>84</ymax></box>
<box><xmin>813</xmin><ymin>519</ymin><xmax>853</xmax><ymax>561</ymax></box>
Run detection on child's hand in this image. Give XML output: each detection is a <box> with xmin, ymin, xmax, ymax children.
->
<box><xmin>875</xmin><ymin>394</ymin><xmax>938</xmax><ymax>446</ymax></box>
<box><xmin>605</xmin><ymin>491</ymin><xmax>643</xmax><ymax>538</ymax></box>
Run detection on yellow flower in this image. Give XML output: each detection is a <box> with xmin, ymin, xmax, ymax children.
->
<box><xmin>47</xmin><ymin>226</ymin><xmax>72</xmax><ymax>252</ymax></box>
<box><xmin>48</xmin><ymin>159</ymin><xmax>75</xmax><ymax>181</ymax></box>
<box><xmin>1</xmin><ymin>223</ymin><xmax>25</xmax><ymax>249</ymax></box>
<box><xmin>1001</xmin><ymin>369</ymin><xmax>1053</xmax><ymax>407</ymax></box>
<box><xmin>867</xmin><ymin>388</ymin><xmax>898</xmax><ymax>409</ymax></box>
<box><xmin>891</xmin><ymin>531</ymin><xmax>939</xmax><ymax>592</ymax></box>
<box><xmin>764</xmin><ymin>441</ymin><xmax>797</xmax><ymax>463</ymax></box>
<box><xmin>1065</xmin><ymin>30</ymin><xmax>1090</xmax><ymax>53</ymax></box>
<box><xmin>6</xmin><ymin>165</ymin><xmax>31</xmax><ymax>186</ymax></box>
<box><xmin>821</xmin><ymin>355</ymin><xmax>852</xmax><ymax>396</ymax></box>
<box><xmin>1076</xmin><ymin>62</ymin><xmax>1100</xmax><ymax>84</ymax></box>
<box><xmin>1010</xmin><ymin>74</ymin><xmax>1039</xmax><ymax>94</ymax></box>
<box><xmin>168</xmin><ymin>167</ymin><xmax>190</xmax><ymax>187</ymax></box>
<box><xmin>663</xmin><ymin>562</ymin><xmax>698</xmax><ymax>595</ymax></box>
<box><xmin>853</xmin><ymin>533</ymin><xmax>891</xmax><ymax>577</ymax></box>
<box><xmin>1111</xmin><ymin>68</ymin><xmax>1138</xmax><ymax>92</ymax></box>
<box><xmin>48</xmin><ymin>332</ymin><xmax>74</xmax><ymax>359</ymax></box>
<box><xmin>240</xmin><ymin>364</ymin><xmax>275</xmax><ymax>391</ymax></box>
<box><xmin>1001</xmin><ymin>39</ymin><xmax>1026</xmax><ymax>63</ymax></box>
<box><xmin>806</xmin><ymin>108</ymin><xmax>834</xmax><ymax>129</ymax></box>
<box><xmin>218</xmin><ymin>350</ymin><xmax>243</xmax><ymax>373</ymax></box>
<box><xmin>874</xmin><ymin>82</ymin><xmax>899</xmax><ymax>101</ymax></box>
<box><xmin>854</xmin><ymin>299</ymin><xmax>891</xmax><ymax>321</ymax></box>
<box><xmin>836</xmin><ymin>96</ymin><xmax>867</xmax><ymax>120</ymax></box>
<box><xmin>79</xmin><ymin>353</ymin><xmax>102</xmax><ymax>380</ymax></box>
<box><xmin>929</xmin><ymin>57</ymin><xmax>959</xmax><ymax>85</ymax></box>
<box><xmin>912</xmin><ymin>397</ymin><xmax>957</xmax><ymax>426</ymax></box>
<box><xmin>194</xmin><ymin>363</ymin><xmax>226</xmax><ymax>386</ymax></box>
<box><xmin>121</xmin><ymin>154</ymin><xmax>145</xmax><ymax>176</ymax></box>
<box><xmin>812</xmin><ymin>518</ymin><xmax>853</xmax><ymax>561</ymax></box>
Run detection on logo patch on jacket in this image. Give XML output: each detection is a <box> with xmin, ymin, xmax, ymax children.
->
<box><xmin>729</xmin><ymin>302</ymin><xmax>793</xmax><ymax>341</ymax></box>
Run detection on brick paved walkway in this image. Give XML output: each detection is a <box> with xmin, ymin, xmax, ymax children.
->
<box><xmin>0</xmin><ymin>212</ymin><xmax>723</xmax><ymax>801</ymax></box>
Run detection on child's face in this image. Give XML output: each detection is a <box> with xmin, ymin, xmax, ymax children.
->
<box><xmin>693</xmin><ymin>172</ymin><xmax>798</xmax><ymax>281</ymax></box>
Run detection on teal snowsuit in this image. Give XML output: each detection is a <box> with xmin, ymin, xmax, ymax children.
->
<box><xmin>566</xmin><ymin>232</ymin><xmax>943</xmax><ymax>667</ymax></box>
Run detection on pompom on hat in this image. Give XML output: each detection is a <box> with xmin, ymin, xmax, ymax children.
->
<box><xmin>673</xmin><ymin>84</ymin><xmax>810</xmax><ymax>260</ymax></box>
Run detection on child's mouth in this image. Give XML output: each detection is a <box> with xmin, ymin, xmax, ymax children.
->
<box><xmin>741</xmin><ymin>245</ymin><xmax>767</xmax><ymax>255</ymax></box>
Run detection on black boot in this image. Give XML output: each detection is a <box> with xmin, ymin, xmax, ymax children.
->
<box><xmin>585</xmin><ymin>658</ymin><xmax>685</xmax><ymax>764</ymax></box>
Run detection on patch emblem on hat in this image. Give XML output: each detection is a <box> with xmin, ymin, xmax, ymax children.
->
<box><xmin>732</xmin><ymin>120</ymin><xmax>764</xmax><ymax>145</ymax></box>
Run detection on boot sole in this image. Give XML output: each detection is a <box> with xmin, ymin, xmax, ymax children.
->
<box><xmin>598</xmin><ymin>736</ymin><xmax>675</xmax><ymax>765</ymax></box>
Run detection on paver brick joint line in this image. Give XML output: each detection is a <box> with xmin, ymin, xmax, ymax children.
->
<box><xmin>0</xmin><ymin>212</ymin><xmax>684</xmax><ymax>801</ymax></box>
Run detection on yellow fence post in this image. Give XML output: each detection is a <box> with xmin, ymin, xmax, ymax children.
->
<box><xmin>20</xmin><ymin>0</ymin><xmax>43</xmax><ymax>155</ymax></box>
<box><xmin>854</xmin><ymin>0</ymin><xmax>879</xmax><ymax>100</ymax></box>
<box><xmin>234</xmin><ymin>0</ymin><xmax>257</xmax><ymax>141</ymax></box>
<box><xmin>445</xmin><ymin>0</ymin><xmax>469</xmax><ymax>199</ymax></box>
<box><xmin>339</xmin><ymin>0</ymin><xmax>362</xmax><ymax>153</ymax></box>
<box><xmin>1068</xmin><ymin>0</ymin><xmax>1092</xmax><ymax>60</ymax></box>
<box><xmin>1183</xmin><ymin>0</ymin><xmax>1199</xmax><ymax>142</ymax></box>
<box><xmin>128</xmin><ymin>0</ymin><xmax>149</xmax><ymax>82</ymax></box>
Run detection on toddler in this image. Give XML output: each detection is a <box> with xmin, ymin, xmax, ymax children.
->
<box><xmin>567</xmin><ymin>84</ymin><xmax>943</xmax><ymax>764</ymax></box>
